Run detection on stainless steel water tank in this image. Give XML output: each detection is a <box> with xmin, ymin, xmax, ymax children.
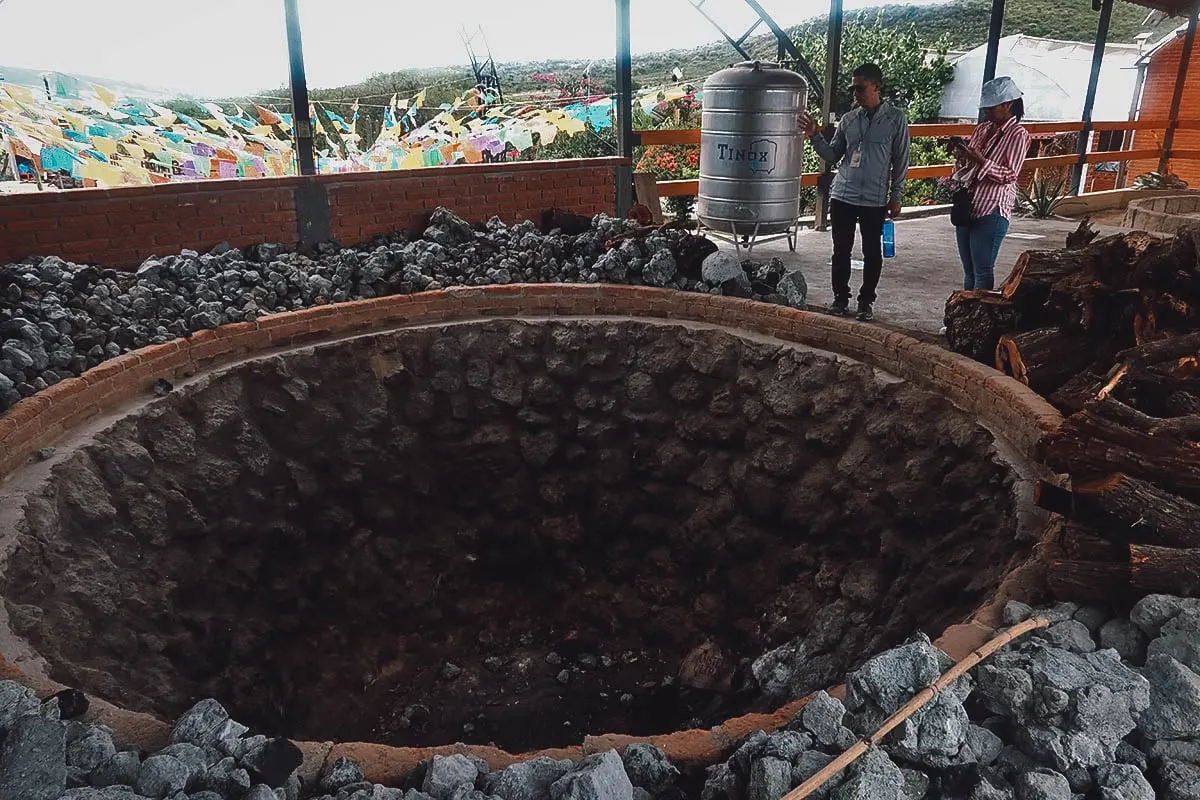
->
<box><xmin>697</xmin><ymin>61</ymin><xmax>808</xmax><ymax>235</ymax></box>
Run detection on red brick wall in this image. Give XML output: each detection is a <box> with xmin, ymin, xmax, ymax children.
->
<box><xmin>0</xmin><ymin>183</ymin><xmax>299</xmax><ymax>268</ymax></box>
<box><xmin>0</xmin><ymin>159</ymin><xmax>624</xmax><ymax>268</ymax></box>
<box><xmin>1131</xmin><ymin>36</ymin><xmax>1200</xmax><ymax>185</ymax></box>
<box><xmin>327</xmin><ymin>162</ymin><xmax>617</xmax><ymax>244</ymax></box>
<box><xmin>1087</xmin><ymin>171</ymin><xmax>1118</xmax><ymax>192</ymax></box>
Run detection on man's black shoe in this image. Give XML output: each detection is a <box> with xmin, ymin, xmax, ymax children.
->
<box><xmin>828</xmin><ymin>298</ymin><xmax>850</xmax><ymax>316</ymax></box>
<box><xmin>856</xmin><ymin>303</ymin><xmax>874</xmax><ymax>322</ymax></box>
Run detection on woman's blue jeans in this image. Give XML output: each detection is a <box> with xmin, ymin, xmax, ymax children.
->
<box><xmin>956</xmin><ymin>209</ymin><xmax>1010</xmax><ymax>290</ymax></box>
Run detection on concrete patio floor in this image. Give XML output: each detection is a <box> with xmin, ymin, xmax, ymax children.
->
<box><xmin>710</xmin><ymin>213</ymin><xmax>1133</xmax><ymax>336</ymax></box>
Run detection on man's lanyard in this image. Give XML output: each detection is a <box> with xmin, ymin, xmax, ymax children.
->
<box><xmin>849</xmin><ymin>106</ymin><xmax>881</xmax><ymax>168</ymax></box>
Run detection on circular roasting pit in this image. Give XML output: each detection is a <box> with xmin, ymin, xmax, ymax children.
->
<box><xmin>0</xmin><ymin>312</ymin><xmax>1045</xmax><ymax>760</ymax></box>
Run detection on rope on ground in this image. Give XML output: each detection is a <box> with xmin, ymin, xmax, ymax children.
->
<box><xmin>782</xmin><ymin>615</ymin><xmax>1052</xmax><ymax>800</ymax></box>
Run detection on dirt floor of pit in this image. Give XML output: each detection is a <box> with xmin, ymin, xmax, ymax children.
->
<box><xmin>1</xmin><ymin>320</ymin><xmax>1030</xmax><ymax>752</ymax></box>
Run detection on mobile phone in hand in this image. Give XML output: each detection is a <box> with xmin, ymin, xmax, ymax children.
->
<box><xmin>948</xmin><ymin>136</ymin><xmax>967</xmax><ymax>149</ymax></box>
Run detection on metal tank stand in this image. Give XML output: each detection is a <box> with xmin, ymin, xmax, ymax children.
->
<box><xmin>698</xmin><ymin>218</ymin><xmax>799</xmax><ymax>256</ymax></box>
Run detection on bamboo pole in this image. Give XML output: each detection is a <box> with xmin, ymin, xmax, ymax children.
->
<box><xmin>783</xmin><ymin>616</ymin><xmax>1051</xmax><ymax>800</ymax></box>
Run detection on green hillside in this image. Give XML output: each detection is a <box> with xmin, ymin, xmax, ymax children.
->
<box><xmin>792</xmin><ymin>0</ymin><xmax>1172</xmax><ymax>50</ymax></box>
<box><xmin>291</xmin><ymin>0</ymin><xmax>1175</xmax><ymax>104</ymax></box>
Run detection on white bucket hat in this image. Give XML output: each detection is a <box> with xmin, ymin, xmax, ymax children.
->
<box><xmin>980</xmin><ymin>76</ymin><xmax>1023</xmax><ymax>108</ymax></box>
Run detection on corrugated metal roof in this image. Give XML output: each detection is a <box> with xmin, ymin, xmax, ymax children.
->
<box><xmin>1138</xmin><ymin>20</ymin><xmax>1192</xmax><ymax>63</ymax></box>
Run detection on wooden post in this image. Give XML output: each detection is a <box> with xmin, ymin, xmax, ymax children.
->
<box><xmin>1071</xmin><ymin>0</ymin><xmax>1114</xmax><ymax>196</ymax></box>
<box><xmin>1159</xmin><ymin>10</ymin><xmax>1199</xmax><ymax>175</ymax></box>
<box><xmin>814</xmin><ymin>0</ymin><xmax>843</xmax><ymax>232</ymax></box>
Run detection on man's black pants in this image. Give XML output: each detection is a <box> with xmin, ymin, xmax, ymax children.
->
<box><xmin>830</xmin><ymin>198</ymin><xmax>886</xmax><ymax>305</ymax></box>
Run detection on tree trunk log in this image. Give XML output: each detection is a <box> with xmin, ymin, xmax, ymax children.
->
<box><xmin>1059</xmin><ymin>521</ymin><xmax>1128</xmax><ymax>561</ymax></box>
<box><xmin>1037</xmin><ymin>399</ymin><xmax>1200</xmax><ymax>501</ymax></box>
<box><xmin>995</xmin><ymin>327</ymin><xmax>1097</xmax><ymax>395</ymax></box>
<box><xmin>1115</xmin><ymin>331</ymin><xmax>1200</xmax><ymax>368</ymax></box>
<box><xmin>1130</xmin><ymin>544</ymin><xmax>1200</xmax><ymax>596</ymax></box>
<box><xmin>1000</xmin><ymin>249</ymin><xmax>1095</xmax><ymax>314</ymax></box>
<box><xmin>1168</xmin><ymin>391</ymin><xmax>1200</xmax><ymax>416</ymax></box>
<box><xmin>1050</xmin><ymin>370</ymin><xmax>1108</xmax><ymax>415</ymax></box>
<box><xmin>1061</xmin><ymin>334</ymin><xmax>1200</xmax><ymax>415</ymax></box>
<box><xmin>1111</xmin><ymin>362</ymin><xmax>1200</xmax><ymax>417</ymax></box>
<box><xmin>1035</xmin><ymin>474</ymin><xmax>1200</xmax><ymax>548</ymax></box>
<box><xmin>1048</xmin><ymin>559</ymin><xmax>1130</xmax><ymax>603</ymax></box>
<box><xmin>1047</xmin><ymin>281</ymin><xmax>1141</xmax><ymax>338</ymax></box>
<box><xmin>1066</xmin><ymin>219</ymin><xmax>1100</xmax><ymax>250</ymax></box>
<box><xmin>944</xmin><ymin>290</ymin><xmax>1021</xmax><ymax>364</ymax></box>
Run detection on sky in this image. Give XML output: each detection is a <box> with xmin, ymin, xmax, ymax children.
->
<box><xmin>0</xmin><ymin>0</ymin><xmax>953</xmax><ymax>98</ymax></box>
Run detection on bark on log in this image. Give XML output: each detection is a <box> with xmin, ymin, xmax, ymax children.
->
<box><xmin>1111</xmin><ymin>362</ymin><xmax>1200</xmax><ymax>417</ymax></box>
<box><xmin>1048</xmin><ymin>559</ymin><xmax>1130</xmax><ymax>603</ymax></box>
<box><xmin>1033</xmin><ymin>480</ymin><xmax>1073</xmax><ymax>516</ymax></box>
<box><xmin>1130</xmin><ymin>544</ymin><xmax>1200</xmax><ymax>596</ymax></box>
<box><xmin>1114</xmin><ymin>331</ymin><xmax>1200</xmax><ymax>367</ymax></box>
<box><xmin>1057</xmin><ymin>334</ymin><xmax>1200</xmax><ymax>415</ymax></box>
<box><xmin>1000</xmin><ymin>249</ymin><xmax>1095</xmax><ymax>312</ymax></box>
<box><xmin>1084</xmin><ymin>396</ymin><xmax>1200</xmax><ymax>439</ymax></box>
<box><xmin>995</xmin><ymin>327</ymin><xmax>1096</xmax><ymax>395</ymax></box>
<box><xmin>1168</xmin><ymin>391</ymin><xmax>1200</xmax><ymax>416</ymax></box>
<box><xmin>944</xmin><ymin>290</ymin><xmax>1021</xmax><ymax>364</ymax></box>
<box><xmin>1047</xmin><ymin>281</ymin><xmax>1141</xmax><ymax>337</ymax></box>
<box><xmin>1060</xmin><ymin>521</ymin><xmax>1128</xmax><ymax>561</ymax></box>
<box><xmin>604</xmin><ymin>225</ymin><xmax>661</xmax><ymax>248</ymax></box>
<box><xmin>1137</xmin><ymin>293</ymin><xmax>1197</xmax><ymax>343</ymax></box>
<box><xmin>1050</xmin><ymin>370</ymin><xmax>1109</xmax><ymax>415</ymax></box>
<box><xmin>1036</xmin><ymin>232</ymin><xmax>1171</xmax><ymax>336</ymax></box>
<box><xmin>1066</xmin><ymin>219</ymin><xmax>1100</xmax><ymax>250</ymax></box>
<box><xmin>1038</xmin><ymin>398</ymin><xmax>1200</xmax><ymax>500</ymax></box>
<box><xmin>1085</xmin><ymin>231</ymin><xmax>1164</xmax><ymax>289</ymax></box>
<box><xmin>1035</xmin><ymin>474</ymin><xmax>1200</xmax><ymax>548</ymax></box>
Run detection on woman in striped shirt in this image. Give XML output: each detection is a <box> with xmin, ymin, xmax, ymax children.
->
<box><xmin>952</xmin><ymin>77</ymin><xmax>1032</xmax><ymax>290</ymax></box>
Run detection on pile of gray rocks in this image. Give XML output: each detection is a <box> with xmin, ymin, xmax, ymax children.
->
<box><xmin>702</xmin><ymin>594</ymin><xmax>1200</xmax><ymax>800</ymax></box>
<box><xmin>10</xmin><ymin>593</ymin><xmax>1197</xmax><ymax>800</ymax></box>
<box><xmin>0</xmin><ymin>691</ymin><xmax>305</xmax><ymax>800</ymax></box>
<box><xmin>0</xmin><ymin>678</ymin><xmax>684</xmax><ymax>800</ymax></box>
<box><xmin>0</xmin><ymin>207</ymin><xmax>806</xmax><ymax>413</ymax></box>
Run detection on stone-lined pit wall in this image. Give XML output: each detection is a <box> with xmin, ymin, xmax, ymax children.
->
<box><xmin>2</xmin><ymin>320</ymin><xmax>1023</xmax><ymax>755</ymax></box>
<box><xmin>0</xmin><ymin>286</ymin><xmax>1063</xmax><ymax>485</ymax></box>
<box><xmin>0</xmin><ymin>285</ymin><xmax>1064</xmax><ymax>781</ymax></box>
<box><xmin>1123</xmin><ymin>192</ymin><xmax>1200</xmax><ymax>234</ymax></box>
<box><xmin>0</xmin><ymin>159</ymin><xmax>623</xmax><ymax>269</ymax></box>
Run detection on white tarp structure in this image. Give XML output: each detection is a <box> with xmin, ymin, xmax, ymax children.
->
<box><xmin>940</xmin><ymin>35</ymin><xmax>1144</xmax><ymax>122</ymax></box>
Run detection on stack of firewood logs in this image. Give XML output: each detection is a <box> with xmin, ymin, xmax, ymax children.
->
<box><xmin>945</xmin><ymin>221</ymin><xmax>1200</xmax><ymax>602</ymax></box>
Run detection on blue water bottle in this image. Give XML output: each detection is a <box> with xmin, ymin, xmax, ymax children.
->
<box><xmin>882</xmin><ymin>218</ymin><xmax>896</xmax><ymax>259</ymax></box>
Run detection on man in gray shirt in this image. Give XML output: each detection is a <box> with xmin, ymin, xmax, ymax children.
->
<box><xmin>799</xmin><ymin>63</ymin><xmax>910</xmax><ymax>321</ymax></box>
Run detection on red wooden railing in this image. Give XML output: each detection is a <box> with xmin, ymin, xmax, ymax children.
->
<box><xmin>633</xmin><ymin>119</ymin><xmax>1200</xmax><ymax>197</ymax></box>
